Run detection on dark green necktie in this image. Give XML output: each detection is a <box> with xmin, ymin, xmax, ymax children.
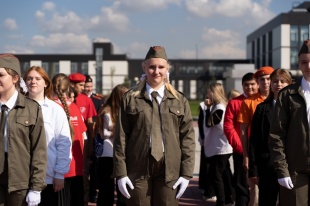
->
<box><xmin>151</xmin><ymin>91</ymin><xmax>163</xmax><ymax>161</ymax></box>
<box><xmin>0</xmin><ymin>105</ymin><xmax>8</xmax><ymax>174</ymax></box>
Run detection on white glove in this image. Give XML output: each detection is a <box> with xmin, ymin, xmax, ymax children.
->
<box><xmin>26</xmin><ymin>190</ymin><xmax>41</xmax><ymax>206</ymax></box>
<box><xmin>118</xmin><ymin>176</ymin><xmax>134</xmax><ymax>199</ymax></box>
<box><xmin>172</xmin><ymin>177</ymin><xmax>190</xmax><ymax>199</ymax></box>
<box><xmin>278</xmin><ymin>177</ymin><xmax>294</xmax><ymax>189</ymax></box>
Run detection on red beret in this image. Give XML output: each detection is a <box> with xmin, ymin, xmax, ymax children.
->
<box><xmin>254</xmin><ymin>66</ymin><xmax>274</xmax><ymax>78</ymax></box>
<box><xmin>68</xmin><ymin>73</ymin><xmax>86</xmax><ymax>83</ymax></box>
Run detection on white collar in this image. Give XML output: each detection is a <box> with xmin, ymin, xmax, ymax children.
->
<box><xmin>146</xmin><ymin>83</ymin><xmax>165</xmax><ymax>99</ymax></box>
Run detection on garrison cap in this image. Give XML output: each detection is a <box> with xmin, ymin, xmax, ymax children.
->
<box><xmin>0</xmin><ymin>54</ymin><xmax>21</xmax><ymax>77</ymax></box>
<box><xmin>254</xmin><ymin>66</ymin><xmax>274</xmax><ymax>78</ymax></box>
<box><xmin>144</xmin><ymin>46</ymin><xmax>168</xmax><ymax>60</ymax></box>
<box><xmin>84</xmin><ymin>75</ymin><xmax>93</xmax><ymax>83</ymax></box>
<box><xmin>299</xmin><ymin>39</ymin><xmax>310</xmax><ymax>56</ymax></box>
<box><xmin>68</xmin><ymin>73</ymin><xmax>86</xmax><ymax>83</ymax></box>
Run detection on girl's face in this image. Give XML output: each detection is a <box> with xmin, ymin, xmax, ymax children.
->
<box><xmin>143</xmin><ymin>58</ymin><xmax>169</xmax><ymax>90</ymax></box>
<box><xmin>25</xmin><ymin>70</ymin><xmax>47</xmax><ymax>99</ymax></box>
<box><xmin>0</xmin><ymin>67</ymin><xmax>18</xmax><ymax>95</ymax></box>
<box><xmin>271</xmin><ymin>75</ymin><xmax>289</xmax><ymax>96</ymax></box>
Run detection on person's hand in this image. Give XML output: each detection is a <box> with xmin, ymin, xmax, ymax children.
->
<box><xmin>204</xmin><ymin>98</ymin><xmax>212</xmax><ymax>107</ymax></box>
<box><xmin>118</xmin><ymin>176</ymin><xmax>134</xmax><ymax>199</ymax></box>
<box><xmin>173</xmin><ymin>177</ymin><xmax>190</xmax><ymax>199</ymax></box>
<box><xmin>243</xmin><ymin>156</ymin><xmax>249</xmax><ymax>171</ymax></box>
<box><xmin>26</xmin><ymin>190</ymin><xmax>41</xmax><ymax>206</ymax></box>
<box><xmin>278</xmin><ymin>177</ymin><xmax>294</xmax><ymax>189</ymax></box>
<box><xmin>53</xmin><ymin>178</ymin><xmax>64</xmax><ymax>192</ymax></box>
<box><xmin>249</xmin><ymin>177</ymin><xmax>259</xmax><ymax>185</ymax></box>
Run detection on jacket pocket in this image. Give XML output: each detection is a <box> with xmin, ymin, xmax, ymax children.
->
<box><xmin>126</xmin><ymin>105</ymin><xmax>148</xmax><ymax>130</ymax></box>
<box><xmin>16</xmin><ymin>116</ymin><xmax>36</xmax><ymax>127</ymax></box>
<box><xmin>169</xmin><ymin>107</ymin><xmax>184</xmax><ymax>116</ymax></box>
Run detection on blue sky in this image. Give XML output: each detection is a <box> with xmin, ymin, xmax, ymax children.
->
<box><xmin>0</xmin><ymin>0</ymin><xmax>300</xmax><ymax>59</ymax></box>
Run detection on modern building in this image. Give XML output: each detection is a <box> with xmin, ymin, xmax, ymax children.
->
<box><xmin>246</xmin><ymin>1</ymin><xmax>310</xmax><ymax>74</ymax></box>
<box><xmin>15</xmin><ymin>42</ymin><xmax>251</xmax><ymax>100</ymax></box>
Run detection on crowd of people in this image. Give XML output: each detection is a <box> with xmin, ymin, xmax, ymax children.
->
<box><xmin>1</xmin><ymin>39</ymin><xmax>310</xmax><ymax>206</ymax></box>
<box><xmin>0</xmin><ymin>45</ymin><xmax>196</xmax><ymax>206</ymax></box>
<box><xmin>198</xmin><ymin>39</ymin><xmax>310</xmax><ymax>206</ymax></box>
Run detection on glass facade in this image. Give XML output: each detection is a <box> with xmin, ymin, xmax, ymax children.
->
<box><xmin>290</xmin><ymin>25</ymin><xmax>309</xmax><ymax>69</ymax></box>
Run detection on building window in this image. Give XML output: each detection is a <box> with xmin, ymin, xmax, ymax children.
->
<box><xmin>81</xmin><ymin>62</ymin><xmax>88</xmax><ymax>74</ymax></box>
<box><xmin>251</xmin><ymin>41</ymin><xmax>255</xmax><ymax>63</ymax></box>
<box><xmin>52</xmin><ymin>62</ymin><xmax>59</xmax><ymax>76</ymax></box>
<box><xmin>268</xmin><ymin>31</ymin><xmax>273</xmax><ymax>66</ymax></box>
<box><xmin>42</xmin><ymin>62</ymin><xmax>49</xmax><ymax>73</ymax></box>
<box><xmin>71</xmin><ymin>62</ymin><xmax>78</xmax><ymax>73</ymax></box>
<box><xmin>290</xmin><ymin>48</ymin><xmax>299</xmax><ymax>70</ymax></box>
<box><xmin>290</xmin><ymin>25</ymin><xmax>298</xmax><ymax>47</ymax></box>
<box><xmin>256</xmin><ymin>38</ymin><xmax>260</xmax><ymax>69</ymax></box>
<box><xmin>290</xmin><ymin>25</ymin><xmax>309</xmax><ymax>70</ymax></box>
<box><xmin>262</xmin><ymin>35</ymin><xmax>266</xmax><ymax>66</ymax></box>
<box><xmin>300</xmin><ymin>25</ymin><xmax>309</xmax><ymax>42</ymax></box>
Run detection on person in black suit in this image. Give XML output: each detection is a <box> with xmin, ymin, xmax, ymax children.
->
<box><xmin>248</xmin><ymin>68</ymin><xmax>292</xmax><ymax>206</ymax></box>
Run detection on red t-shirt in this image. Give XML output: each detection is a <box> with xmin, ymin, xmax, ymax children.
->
<box><xmin>65</xmin><ymin>102</ymin><xmax>87</xmax><ymax>177</ymax></box>
<box><xmin>53</xmin><ymin>98</ymin><xmax>87</xmax><ymax>177</ymax></box>
<box><xmin>75</xmin><ymin>93</ymin><xmax>97</xmax><ymax>124</ymax></box>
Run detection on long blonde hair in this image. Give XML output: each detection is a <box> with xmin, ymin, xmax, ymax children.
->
<box><xmin>208</xmin><ymin>83</ymin><xmax>227</xmax><ymax>107</ymax></box>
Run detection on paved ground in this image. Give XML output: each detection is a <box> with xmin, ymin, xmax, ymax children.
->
<box><xmin>89</xmin><ymin>121</ymin><xmax>217</xmax><ymax>205</ymax></box>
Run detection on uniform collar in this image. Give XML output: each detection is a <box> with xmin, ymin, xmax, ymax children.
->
<box><xmin>1</xmin><ymin>90</ymin><xmax>18</xmax><ymax>111</ymax></box>
<box><xmin>146</xmin><ymin>83</ymin><xmax>165</xmax><ymax>99</ymax></box>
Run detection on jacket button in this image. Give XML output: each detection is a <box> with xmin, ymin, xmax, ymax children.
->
<box><xmin>177</xmin><ymin>110</ymin><xmax>180</xmax><ymax>113</ymax></box>
<box><xmin>25</xmin><ymin>120</ymin><xmax>28</xmax><ymax>124</ymax></box>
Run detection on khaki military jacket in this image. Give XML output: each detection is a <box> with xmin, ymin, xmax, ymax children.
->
<box><xmin>113</xmin><ymin>82</ymin><xmax>195</xmax><ymax>182</ymax></box>
<box><xmin>269</xmin><ymin>78</ymin><xmax>310</xmax><ymax>178</ymax></box>
<box><xmin>7</xmin><ymin>93</ymin><xmax>47</xmax><ymax>192</ymax></box>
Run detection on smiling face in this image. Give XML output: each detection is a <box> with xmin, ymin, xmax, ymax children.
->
<box><xmin>25</xmin><ymin>70</ymin><xmax>47</xmax><ymax>100</ymax></box>
<box><xmin>143</xmin><ymin>58</ymin><xmax>169</xmax><ymax>90</ymax></box>
<box><xmin>242</xmin><ymin>79</ymin><xmax>258</xmax><ymax>97</ymax></box>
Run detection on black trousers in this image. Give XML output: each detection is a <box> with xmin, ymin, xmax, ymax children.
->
<box><xmin>199</xmin><ymin>146</ymin><xmax>208</xmax><ymax>191</ymax></box>
<box><xmin>65</xmin><ymin>176</ymin><xmax>84</xmax><ymax>206</ymax></box>
<box><xmin>205</xmin><ymin>154</ymin><xmax>231</xmax><ymax>206</ymax></box>
<box><xmin>97</xmin><ymin>157</ymin><xmax>114</xmax><ymax>206</ymax></box>
<box><xmin>257</xmin><ymin>162</ymin><xmax>279</xmax><ymax>206</ymax></box>
<box><xmin>233</xmin><ymin>153</ymin><xmax>249</xmax><ymax>206</ymax></box>
<box><xmin>39</xmin><ymin>184</ymin><xmax>66</xmax><ymax>206</ymax></box>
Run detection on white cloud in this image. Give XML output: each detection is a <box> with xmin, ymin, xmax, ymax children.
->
<box><xmin>35</xmin><ymin>5</ymin><xmax>130</xmax><ymax>34</ymax></box>
<box><xmin>35</xmin><ymin>10</ymin><xmax>45</xmax><ymax>19</ymax></box>
<box><xmin>3</xmin><ymin>18</ymin><xmax>18</xmax><ymax>30</ymax></box>
<box><xmin>4</xmin><ymin>45</ymin><xmax>34</xmax><ymax>54</ymax></box>
<box><xmin>178</xmin><ymin>27</ymin><xmax>245</xmax><ymax>59</ymax></box>
<box><xmin>185</xmin><ymin>0</ymin><xmax>274</xmax><ymax>25</ymax></box>
<box><xmin>28</xmin><ymin>33</ymin><xmax>92</xmax><ymax>53</ymax></box>
<box><xmin>42</xmin><ymin>2</ymin><xmax>55</xmax><ymax>11</ymax></box>
<box><xmin>115</xmin><ymin>0</ymin><xmax>181</xmax><ymax>11</ymax></box>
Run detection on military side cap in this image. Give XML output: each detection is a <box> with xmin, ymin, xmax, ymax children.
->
<box><xmin>0</xmin><ymin>54</ymin><xmax>21</xmax><ymax>77</ymax></box>
<box><xmin>145</xmin><ymin>46</ymin><xmax>168</xmax><ymax>60</ymax></box>
<box><xmin>68</xmin><ymin>73</ymin><xmax>86</xmax><ymax>82</ymax></box>
<box><xmin>299</xmin><ymin>39</ymin><xmax>310</xmax><ymax>56</ymax></box>
<box><xmin>84</xmin><ymin>75</ymin><xmax>93</xmax><ymax>83</ymax></box>
<box><xmin>254</xmin><ymin>66</ymin><xmax>274</xmax><ymax>78</ymax></box>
